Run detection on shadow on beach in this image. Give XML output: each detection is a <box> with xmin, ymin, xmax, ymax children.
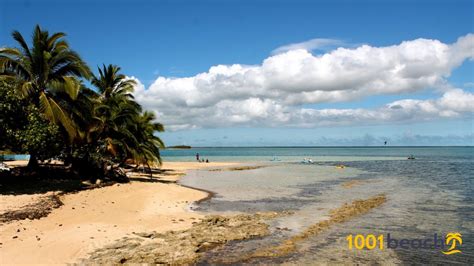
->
<box><xmin>0</xmin><ymin>164</ymin><xmax>181</xmax><ymax>196</ymax></box>
<box><xmin>0</xmin><ymin>165</ymin><xmax>89</xmax><ymax>196</ymax></box>
<box><xmin>0</xmin><ymin>164</ymin><xmax>178</xmax><ymax>223</ymax></box>
<box><xmin>0</xmin><ymin>167</ymin><xmax>87</xmax><ymax>195</ymax></box>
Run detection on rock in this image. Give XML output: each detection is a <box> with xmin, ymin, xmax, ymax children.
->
<box><xmin>82</xmin><ymin>214</ymin><xmax>271</xmax><ymax>264</ymax></box>
<box><xmin>196</xmin><ymin>241</ymin><xmax>216</xmax><ymax>252</ymax></box>
<box><xmin>133</xmin><ymin>232</ymin><xmax>154</xmax><ymax>238</ymax></box>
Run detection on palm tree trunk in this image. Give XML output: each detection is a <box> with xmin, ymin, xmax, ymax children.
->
<box><xmin>146</xmin><ymin>162</ymin><xmax>152</xmax><ymax>178</ymax></box>
<box><xmin>64</xmin><ymin>145</ymin><xmax>73</xmax><ymax>167</ymax></box>
<box><xmin>27</xmin><ymin>153</ymin><xmax>39</xmax><ymax>169</ymax></box>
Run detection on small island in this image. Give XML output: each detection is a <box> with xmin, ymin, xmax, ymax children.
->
<box><xmin>167</xmin><ymin>145</ymin><xmax>192</xmax><ymax>149</ymax></box>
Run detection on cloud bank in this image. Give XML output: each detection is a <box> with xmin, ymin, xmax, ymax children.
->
<box><xmin>133</xmin><ymin>34</ymin><xmax>474</xmax><ymax>130</ymax></box>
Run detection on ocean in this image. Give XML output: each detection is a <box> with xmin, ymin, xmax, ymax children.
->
<box><xmin>168</xmin><ymin>147</ymin><xmax>473</xmax><ymax>264</ymax></box>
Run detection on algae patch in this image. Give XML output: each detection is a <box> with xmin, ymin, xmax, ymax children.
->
<box><xmin>0</xmin><ymin>194</ymin><xmax>63</xmax><ymax>223</ymax></box>
<box><xmin>341</xmin><ymin>180</ymin><xmax>364</xmax><ymax>189</ymax></box>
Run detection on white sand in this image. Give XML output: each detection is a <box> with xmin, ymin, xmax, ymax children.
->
<box><xmin>0</xmin><ymin>161</ymin><xmax>236</xmax><ymax>264</ymax></box>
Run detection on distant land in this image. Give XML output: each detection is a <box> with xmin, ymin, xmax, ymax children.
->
<box><xmin>167</xmin><ymin>145</ymin><xmax>192</xmax><ymax>149</ymax></box>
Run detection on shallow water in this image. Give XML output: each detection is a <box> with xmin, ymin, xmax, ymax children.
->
<box><xmin>178</xmin><ymin>147</ymin><xmax>473</xmax><ymax>264</ymax></box>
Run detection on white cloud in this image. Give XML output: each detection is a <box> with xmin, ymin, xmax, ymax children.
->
<box><xmin>133</xmin><ymin>34</ymin><xmax>474</xmax><ymax>130</ymax></box>
<box><xmin>271</xmin><ymin>38</ymin><xmax>345</xmax><ymax>54</ymax></box>
<box><xmin>463</xmin><ymin>82</ymin><xmax>474</xmax><ymax>88</ymax></box>
<box><xmin>436</xmin><ymin>88</ymin><xmax>474</xmax><ymax>113</ymax></box>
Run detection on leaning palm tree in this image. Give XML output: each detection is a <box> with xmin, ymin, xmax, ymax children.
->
<box><xmin>0</xmin><ymin>25</ymin><xmax>91</xmax><ymax>167</ymax></box>
<box><xmin>91</xmin><ymin>65</ymin><xmax>165</xmax><ymax>175</ymax></box>
<box><xmin>129</xmin><ymin>111</ymin><xmax>165</xmax><ymax>174</ymax></box>
<box><xmin>92</xmin><ymin>64</ymin><xmax>141</xmax><ymax>161</ymax></box>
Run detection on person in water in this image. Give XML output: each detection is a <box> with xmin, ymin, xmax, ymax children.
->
<box><xmin>196</xmin><ymin>153</ymin><xmax>200</xmax><ymax>161</ymax></box>
<box><xmin>206</xmin><ymin>159</ymin><xmax>209</xmax><ymax>163</ymax></box>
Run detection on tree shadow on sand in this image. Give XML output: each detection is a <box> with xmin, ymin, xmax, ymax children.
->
<box><xmin>0</xmin><ymin>165</ymin><xmax>182</xmax><ymax>195</ymax></box>
<box><xmin>0</xmin><ymin>165</ymin><xmax>183</xmax><ymax>222</ymax></box>
<box><xmin>0</xmin><ymin>165</ymin><xmax>97</xmax><ymax>196</ymax></box>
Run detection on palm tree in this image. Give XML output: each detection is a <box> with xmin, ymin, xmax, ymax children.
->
<box><xmin>0</xmin><ymin>25</ymin><xmax>91</xmax><ymax>167</ymax></box>
<box><xmin>49</xmin><ymin>77</ymin><xmax>100</xmax><ymax>166</ymax></box>
<box><xmin>92</xmin><ymin>64</ymin><xmax>140</xmax><ymax>160</ymax></box>
<box><xmin>92</xmin><ymin>64</ymin><xmax>136</xmax><ymax>100</ymax></box>
<box><xmin>91</xmin><ymin>64</ymin><xmax>164</xmax><ymax>175</ymax></box>
<box><xmin>131</xmin><ymin>111</ymin><xmax>165</xmax><ymax>173</ymax></box>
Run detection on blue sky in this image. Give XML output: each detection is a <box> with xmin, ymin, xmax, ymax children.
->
<box><xmin>1</xmin><ymin>0</ymin><xmax>473</xmax><ymax>146</ymax></box>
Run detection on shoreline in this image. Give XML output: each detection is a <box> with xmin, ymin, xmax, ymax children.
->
<box><xmin>1</xmin><ymin>160</ymin><xmax>395</xmax><ymax>264</ymax></box>
<box><xmin>0</xmin><ymin>161</ymin><xmax>238</xmax><ymax>264</ymax></box>
<box><xmin>178</xmin><ymin>182</ymin><xmax>217</xmax><ymax>205</ymax></box>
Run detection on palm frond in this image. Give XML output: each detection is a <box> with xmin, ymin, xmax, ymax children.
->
<box><xmin>39</xmin><ymin>92</ymin><xmax>77</xmax><ymax>140</ymax></box>
<box><xmin>19</xmin><ymin>81</ymin><xmax>35</xmax><ymax>98</ymax></box>
<box><xmin>11</xmin><ymin>31</ymin><xmax>32</xmax><ymax>60</ymax></box>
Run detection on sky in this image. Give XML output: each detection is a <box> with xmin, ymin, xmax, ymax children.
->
<box><xmin>1</xmin><ymin>0</ymin><xmax>473</xmax><ymax>146</ymax></box>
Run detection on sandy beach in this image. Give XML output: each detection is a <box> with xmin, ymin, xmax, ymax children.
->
<box><xmin>0</xmin><ymin>161</ymin><xmax>236</xmax><ymax>264</ymax></box>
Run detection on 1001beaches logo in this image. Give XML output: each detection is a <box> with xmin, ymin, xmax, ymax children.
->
<box><xmin>346</xmin><ymin>232</ymin><xmax>462</xmax><ymax>255</ymax></box>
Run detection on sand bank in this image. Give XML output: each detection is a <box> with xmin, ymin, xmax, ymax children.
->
<box><xmin>0</xmin><ymin>161</ymin><xmax>235</xmax><ymax>264</ymax></box>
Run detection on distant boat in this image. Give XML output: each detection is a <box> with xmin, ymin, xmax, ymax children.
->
<box><xmin>407</xmin><ymin>155</ymin><xmax>415</xmax><ymax>160</ymax></box>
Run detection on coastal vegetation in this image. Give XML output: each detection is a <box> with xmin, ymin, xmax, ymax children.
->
<box><xmin>0</xmin><ymin>25</ymin><xmax>165</xmax><ymax>181</ymax></box>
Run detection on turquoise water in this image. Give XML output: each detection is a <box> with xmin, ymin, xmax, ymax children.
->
<box><xmin>176</xmin><ymin>147</ymin><xmax>473</xmax><ymax>264</ymax></box>
<box><xmin>0</xmin><ymin>154</ymin><xmax>30</xmax><ymax>161</ymax></box>
<box><xmin>162</xmin><ymin>146</ymin><xmax>471</xmax><ymax>162</ymax></box>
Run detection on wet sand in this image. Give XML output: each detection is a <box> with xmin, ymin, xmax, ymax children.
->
<box><xmin>0</xmin><ymin>161</ymin><xmax>236</xmax><ymax>264</ymax></box>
